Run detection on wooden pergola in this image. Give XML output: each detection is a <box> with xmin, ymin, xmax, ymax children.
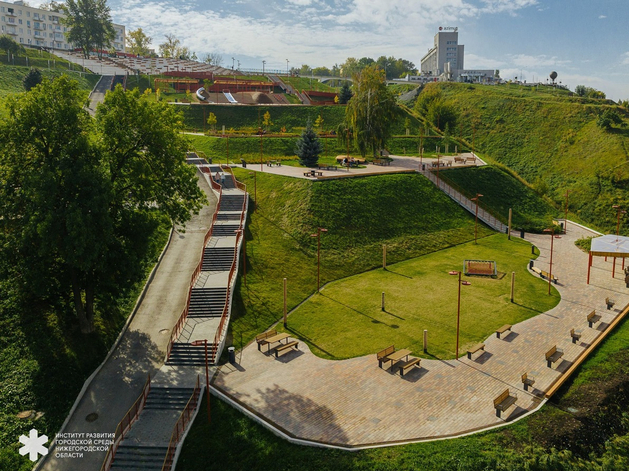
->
<box><xmin>587</xmin><ymin>234</ymin><xmax>629</xmax><ymax>284</ymax></box>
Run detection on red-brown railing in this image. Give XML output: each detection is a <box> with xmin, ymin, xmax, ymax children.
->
<box><xmin>100</xmin><ymin>374</ymin><xmax>151</xmax><ymax>471</ymax></box>
<box><xmin>161</xmin><ymin>375</ymin><xmax>201</xmax><ymax>471</ymax></box>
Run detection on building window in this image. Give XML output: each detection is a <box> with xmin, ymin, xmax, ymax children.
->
<box><xmin>19</xmin><ymin>37</ymin><xmax>23</xmax><ymax>43</ymax></box>
<box><xmin>27</xmin><ymin>12</ymin><xmax>30</xmax><ymax>17</ymax></box>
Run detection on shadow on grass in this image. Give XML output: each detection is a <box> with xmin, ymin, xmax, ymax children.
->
<box><xmin>383</xmin><ymin>269</ymin><xmax>413</xmax><ymax>279</ymax></box>
<box><xmin>512</xmin><ymin>301</ymin><xmax>546</xmax><ymax>314</ymax></box>
<box><xmin>284</xmin><ymin>326</ymin><xmax>338</xmax><ymax>359</ymax></box>
<box><xmin>320</xmin><ymin>293</ymin><xmax>399</xmax><ymax>329</ymax></box>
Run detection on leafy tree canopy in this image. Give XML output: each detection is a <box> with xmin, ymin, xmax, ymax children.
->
<box><xmin>0</xmin><ymin>76</ymin><xmax>203</xmax><ymax>333</ymax></box>
<box><xmin>126</xmin><ymin>28</ymin><xmax>152</xmax><ymax>57</ymax></box>
<box><xmin>61</xmin><ymin>0</ymin><xmax>115</xmax><ymax>58</ymax></box>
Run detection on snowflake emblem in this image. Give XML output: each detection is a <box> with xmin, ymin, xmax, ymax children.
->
<box><xmin>19</xmin><ymin>429</ymin><xmax>49</xmax><ymax>462</ymax></box>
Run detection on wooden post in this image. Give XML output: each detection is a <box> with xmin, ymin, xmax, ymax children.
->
<box><xmin>510</xmin><ymin>272</ymin><xmax>515</xmax><ymax>303</ymax></box>
<box><xmin>587</xmin><ymin>251</ymin><xmax>592</xmax><ymax>284</ymax></box>
<box><xmin>508</xmin><ymin>208</ymin><xmax>512</xmax><ymax>240</ymax></box>
<box><xmin>283</xmin><ymin>278</ymin><xmax>287</xmax><ymax>328</ymax></box>
<box><xmin>383</xmin><ymin>245</ymin><xmax>387</xmax><ymax>269</ymax></box>
<box><xmin>381</xmin><ymin>292</ymin><xmax>385</xmax><ymax>312</ymax></box>
<box><xmin>613</xmin><ymin>257</ymin><xmax>616</xmax><ymax>278</ymax></box>
<box><xmin>423</xmin><ymin>329</ymin><xmax>428</xmax><ymax>352</ymax></box>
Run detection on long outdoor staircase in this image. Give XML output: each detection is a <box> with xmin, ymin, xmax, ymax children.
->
<box><xmin>103</xmin><ymin>161</ymin><xmax>247</xmax><ymax>471</ymax></box>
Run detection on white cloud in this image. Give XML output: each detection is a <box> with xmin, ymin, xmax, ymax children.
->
<box><xmin>621</xmin><ymin>52</ymin><xmax>629</xmax><ymax>66</ymax></box>
<box><xmin>465</xmin><ymin>53</ymin><xmax>504</xmax><ymax>69</ymax></box>
<box><xmin>599</xmin><ymin>15</ymin><xmax>607</xmax><ymax>19</ymax></box>
<box><xmin>509</xmin><ymin>54</ymin><xmax>570</xmax><ymax>68</ymax></box>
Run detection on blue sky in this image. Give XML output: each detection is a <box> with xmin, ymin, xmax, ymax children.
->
<box><xmin>32</xmin><ymin>0</ymin><xmax>629</xmax><ymax>100</ymax></box>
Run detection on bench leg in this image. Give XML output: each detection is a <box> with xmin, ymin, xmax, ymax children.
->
<box><xmin>257</xmin><ymin>343</ymin><xmax>261</xmax><ymax>351</ymax></box>
<box><xmin>523</xmin><ymin>383</ymin><xmax>529</xmax><ymax>392</ymax></box>
<box><xmin>378</xmin><ymin>360</ymin><xmax>382</xmax><ymax>368</ymax></box>
<box><xmin>467</xmin><ymin>352</ymin><xmax>472</xmax><ymax>360</ymax></box>
<box><xmin>496</xmin><ymin>332</ymin><xmax>501</xmax><ymax>339</ymax></box>
<box><xmin>547</xmin><ymin>360</ymin><xmax>552</xmax><ymax>368</ymax></box>
<box><xmin>572</xmin><ymin>337</ymin><xmax>577</xmax><ymax>344</ymax></box>
<box><xmin>588</xmin><ymin>321</ymin><xmax>593</xmax><ymax>328</ymax></box>
<box><xmin>495</xmin><ymin>409</ymin><xmax>501</xmax><ymax>418</ymax></box>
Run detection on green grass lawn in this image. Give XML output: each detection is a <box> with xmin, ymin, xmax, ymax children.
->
<box><xmin>439</xmin><ymin>166</ymin><xmax>560</xmax><ymax>232</ymax></box>
<box><xmin>277</xmin><ymin>234</ymin><xmax>558</xmax><ymax>360</ymax></box>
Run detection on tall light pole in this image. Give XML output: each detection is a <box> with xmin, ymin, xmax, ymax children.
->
<box><xmin>449</xmin><ymin>271</ymin><xmax>470</xmax><ymax>359</ymax></box>
<box><xmin>286</xmin><ymin>59</ymin><xmax>289</xmax><ymax>76</ymax></box>
<box><xmin>543</xmin><ymin>228</ymin><xmax>555</xmax><ymax>295</ymax></box>
<box><xmin>237</xmin><ymin>60</ymin><xmax>240</xmax><ymax>70</ymax></box>
<box><xmin>310</xmin><ymin>228</ymin><xmax>328</xmax><ymax>292</ymax></box>
<box><xmin>262</xmin><ymin>60</ymin><xmax>266</xmax><ymax>75</ymax></box>
<box><xmin>249</xmin><ymin>172</ymin><xmax>257</xmax><ymax>206</ymax></box>
<box><xmin>564</xmin><ymin>190</ymin><xmax>571</xmax><ymax>232</ymax></box>
<box><xmin>231</xmin><ymin>57</ymin><xmax>235</xmax><ymax>70</ymax></box>
<box><xmin>613</xmin><ymin>205</ymin><xmax>626</xmax><ymax>238</ymax></box>
<box><xmin>234</xmin><ymin>229</ymin><xmax>246</xmax><ymax>286</ymax></box>
<box><xmin>190</xmin><ymin>339</ymin><xmax>210</xmax><ymax>423</ymax></box>
<box><xmin>471</xmin><ymin>193</ymin><xmax>483</xmax><ymax>244</ymax></box>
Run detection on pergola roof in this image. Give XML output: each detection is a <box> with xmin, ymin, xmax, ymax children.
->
<box><xmin>590</xmin><ymin>234</ymin><xmax>629</xmax><ymax>257</ymax></box>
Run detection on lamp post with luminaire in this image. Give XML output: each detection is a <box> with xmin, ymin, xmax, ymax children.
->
<box><xmin>190</xmin><ymin>339</ymin><xmax>210</xmax><ymax>423</ymax></box>
<box><xmin>449</xmin><ymin>270</ymin><xmax>470</xmax><ymax>359</ymax></box>
<box><xmin>543</xmin><ymin>228</ymin><xmax>555</xmax><ymax>295</ymax></box>
<box><xmin>310</xmin><ymin>228</ymin><xmax>328</xmax><ymax>292</ymax></box>
<box><xmin>471</xmin><ymin>193</ymin><xmax>483</xmax><ymax>244</ymax></box>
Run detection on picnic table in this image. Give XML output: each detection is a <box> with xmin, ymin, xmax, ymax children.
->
<box><xmin>261</xmin><ymin>332</ymin><xmax>290</xmax><ymax>352</ymax></box>
<box><xmin>303</xmin><ymin>170</ymin><xmax>323</xmax><ymax>177</ymax></box>
<box><xmin>266</xmin><ymin>160</ymin><xmax>282</xmax><ymax>167</ymax></box>
<box><xmin>386</xmin><ymin>349</ymin><xmax>412</xmax><ymax>363</ymax></box>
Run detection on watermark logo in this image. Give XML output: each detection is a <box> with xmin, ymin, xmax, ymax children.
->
<box><xmin>19</xmin><ymin>429</ymin><xmax>49</xmax><ymax>462</ymax></box>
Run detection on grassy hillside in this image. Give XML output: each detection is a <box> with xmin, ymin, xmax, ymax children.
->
<box><xmin>427</xmin><ymin>82</ymin><xmax>629</xmax><ymax>232</ymax></box>
<box><xmin>440</xmin><ymin>166</ymin><xmax>560</xmax><ymax>232</ymax></box>
<box><xmin>228</xmin><ymin>170</ymin><xmax>494</xmax><ymax>351</ymax></box>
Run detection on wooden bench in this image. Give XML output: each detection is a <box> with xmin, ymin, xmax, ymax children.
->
<box><xmin>570</xmin><ymin>328</ymin><xmax>582</xmax><ymax>344</ymax></box>
<box><xmin>274</xmin><ymin>340</ymin><xmax>299</xmax><ymax>357</ymax></box>
<box><xmin>531</xmin><ymin>266</ymin><xmax>542</xmax><ymax>276</ymax></box>
<box><xmin>606</xmin><ymin>297</ymin><xmax>615</xmax><ymax>310</ymax></box>
<box><xmin>545</xmin><ymin>345</ymin><xmax>564</xmax><ymax>368</ymax></box>
<box><xmin>496</xmin><ymin>324</ymin><xmax>512</xmax><ymax>339</ymax></box>
<box><xmin>466</xmin><ymin>156</ymin><xmax>477</xmax><ymax>163</ymax></box>
<box><xmin>540</xmin><ymin>270</ymin><xmax>558</xmax><ymax>284</ymax></box>
<box><xmin>454</xmin><ymin>156</ymin><xmax>466</xmax><ymax>163</ymax></box>
<box><xmin>587</xmin><ymin>310</ymin><xmax>601</xmax><ymax>328</ymax></box>
<box><xmin>256</xmin><ymin>330</ymin><xmax>277</xmax><ymax>351</ymax></box>
<box><xmin>493</xmin><ymin>389</ymin><xmax>517</xmax><ymax>418</ymax></box>
<box><xmin>398</xmin><ymin>358</ymin><xmax>421</xmax><ymax>376</ymax></box>
<box><xmin>467</xmin><ymin>343</ymin><xmax>485</xmax><ymax>359</ymax></box>
<box><xmin>303</xmin><ymin>170</ymin><xmax>323</xmax><ymax>177</ymax></box>
<box><xmin>377</xmin><ymin>345</ymin><xmax>395</xmax><ymax>368</ymax></box>
<box><xmin>317</xmin><ymin>164</ymin><xmax>338</xmax><ymax>170</ymax></box>
<box><xmin>521</xmin><ymin>373</ymin><xmax>535</xmax><ymax>391</ymax></box>
<box><xmin>373</xmin><ymin>159</ymin><xmax>391</xmax><ymax>166</ymax></box>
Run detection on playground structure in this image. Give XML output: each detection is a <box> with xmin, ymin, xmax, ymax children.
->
<box><xmin>464</xmin><ymin>259</ymin><xmax>497</xmax><ymax>276</ymax></box>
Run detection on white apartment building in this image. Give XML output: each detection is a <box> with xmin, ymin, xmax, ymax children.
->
<box><xmin>0</xmin><ymin>0</ymin><xmax>125</xmax><ymax>52</ymax></box>
<box><xmin>421</xmin><ymin>27</ymin><xmax>464</xmax><ymax>77</ymax></box>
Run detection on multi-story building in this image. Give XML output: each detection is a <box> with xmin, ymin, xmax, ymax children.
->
<box><xmin>0</xmin><ymin>0</ymin><xmax>125</xmax><ymax>52</ymax></box>
<box><xmin>421</xmin><ymin>27</ymin><xmax>465</xmax><ymax>77</ymax></box>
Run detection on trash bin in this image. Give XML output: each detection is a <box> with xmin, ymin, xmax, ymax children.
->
<box><xmin>529</xmin><ymin>260</ymin><xmax>534</xmax><ymax>270</ymax></box>
<box><xmin>240</xmin><ymin>158</ymin><xmax>247</xmax><ymax>168</ymax></box>
<box><xmin>228</xmin><ymin>346</ymin><xmax>236</xmax><ymax>364</ymax></box>
<box><xmin>531</xmin><ymin>245</ymin><xmax>536</xmax><ymax>255</ymax></box>
<box><xmin>422</xmin><ymin>164</ymin><xmax>426</xmax><ymax>171</ymax></box>
<box><xmin>520</xmin><ymin>229</ymin><xmax>525</xmax><ymax>239</ymax></box>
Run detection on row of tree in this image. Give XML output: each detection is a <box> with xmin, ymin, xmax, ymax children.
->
<box><xmin>294</xmin><ymin>56</ymin><xmax>417</xmax><ymax>80</ymax></box>
<box><xmin>0</xmin><ymin>77</ymin><xmax>204</xmax><ymax>333</ymax></box>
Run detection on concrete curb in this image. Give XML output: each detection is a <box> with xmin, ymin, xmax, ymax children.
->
<box><xmin>34</xmin><ymin>225</ymin><xmax>175</xmax><ymax>470</ymax></box>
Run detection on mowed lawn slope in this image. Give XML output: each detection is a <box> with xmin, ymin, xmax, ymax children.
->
<box><xmin>280</xmin><ymin>234</ymin><xmax>557</xmax><ymax>360</ymax></box>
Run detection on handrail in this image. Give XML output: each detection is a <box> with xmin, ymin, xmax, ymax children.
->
<box><xmin>161</xmin><ymin>375</ymin><xmax>201</xmax><ymax>471</ymax></box>
<box><xmin>100</xmin><ymin>374</ymin><xmax>151</xmax><ymax>471</ymax></box>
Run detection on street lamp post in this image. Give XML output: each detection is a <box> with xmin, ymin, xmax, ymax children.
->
<box><xmin>449</xmin><ymin>271</ymin><xmax>470</xmax><ymax>359</ymax></box>
<box><xmin>262</xmin><ymin>60</ymin><xmax>266</xmax><ymax>75</ymax></box>
<box><xmin>231</xmin><ymin>57</ymin><xmax>235</xmax><ymax>70</ymax></box>
<box><xmin>471</xmin><ymin>193</ymin><xmax>483</xmax><ymax>244</ymax></box>
<box><xmin>612</xmin><ymin>205</ymin><xmax>626</xmax><ymax>275</ymax></box>
<box><xmin>543</xmin><ymin>228</ymin><xmax>555</xmax><ymax>295</ymax></box>
<box><xmin>190</xmin><ymin>339</ymin><xmax>210</xmax><ymax>423</ymax></box>
<box><xmin>234</xmin><ymin>229</ymin><xmax>246</xmax><ymax>286</ymax></box>
<box><xmin>249</xmin><ymin>172</ymin><xmax>257</xmax><ymax>206</ymax></box>
<box><xmin>286</xmin><ymin>59</ymin><xmax>289</xmax><ymax>76</ymax></box>
<box><xmin>310</xmin><ymin>228</ymin><xmax>328</xmax><ymax>292</ymax></box>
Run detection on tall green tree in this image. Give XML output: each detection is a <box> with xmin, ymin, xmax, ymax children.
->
<box><xmin>338</xmin><ymin>81</ymin><xmax>352</xmax><ymax>104</ymax></box>
<box><xmin>61</xmin><ymin>0</ymin><xmax>115</xmax><ymax>58</ymax></box>
<box><xmin>345</xmin><ymin>64</ymin><xmax>398</xmax><ymax>158</ymax></box>
<box><xmin>126</xmin><ymin>28</ymin><xmax>152</xmax><ymax>56</ymax></box>
<box><xmin>295</xmin><ymin>119</ymin><xmax>323</xmax><ymax>167</ymax></box>
<box><xmin>23</xmin><ymin>67</ymin><xmax>42</xmax><ymax>91</ymax></box>
<box><xmin>0</xmin><ymin>76</ymin><xmax>203</xmax><ymax>333</ymax></box>
<box><xmin>159</xmin><ymin>34</ymin><xmax>180</xmax><ymax>58</ymax></box>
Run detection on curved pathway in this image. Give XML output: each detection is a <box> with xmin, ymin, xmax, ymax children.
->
<box><xmin>212</xmin><ymin>223</ymin><xmax>629</xmax><ymax>448</ymax></box>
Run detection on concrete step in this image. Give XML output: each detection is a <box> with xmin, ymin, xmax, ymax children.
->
<box><xmin>110</xmin><ymin>445</ymin><xmax>168</xmax><ymax>470</ymax></box>
<box><xmin>144</xmin><ymin>388</ymin><xmax>195</xmax><ymax>409</ymax></box>
<box><xmin>211</xmin><ymin>224</ymin><xmax>241</xmax><ymax>237</ymax></box>
<box><xmin>166</xmin><ymin>343</ymin><xmax>215</xmax><ymax>366</ymax></box>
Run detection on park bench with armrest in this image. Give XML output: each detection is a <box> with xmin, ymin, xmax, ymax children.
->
<box><xmin>531</xmin><ymin>266</ymin><xmax>542</xmax><ymax>275</ymax></box>
<box><xmin>465</xmin><ymin>156</ymin><xmax>477</xmax><ymax>163</ymax></box>
<box><xmin>493</xmin><ymin>389</ymin><xmax>517</xmax><ymax>418</ymax></box>
<box><xmin>398</xmin><ymin>357</ymin><xmax>421</xmax><ymax>376</ymax></box>
<box><xmin>496</xmin><ymin>324</ymin><xmax>512</xmax><ymax>339</ymax></box>
<box><xmin>467</xmin><ymin>343</ymin><xmax>485</xmax><ymax>359</ymax></box>
<box><xmin>303</xmin><ymin>170</ymin><xmax>323</xmax><ymax>177</ymax></box>
<box><xmin>256</xmin><ymin>329</ymin><xmax>277</xmax><ymax>351</ymax></box>
<box><xmin>522</xmin><ymin>373</ymin><xmax>535</xmax><ymax>391</ymax></box>
<box><xmin>274</xmin><ymin>340</ymin><xmax>299</xmax><ymax>357</ymax></box>
<box><xmin>570</xmin><ymin>328</ymin><xmax>582</xmax><ymax>344</ymax></box>
<box><xmin>377</xmin><ymin>345</ymin><xmax>395</xmax><ymax>368</ymax></box>
<box><xmin>587</xmin><ymin>310</ymin><xmax>601</xmax><ymax>328</ymax></box>
<box><xmin>545</xmin><ymin>345</ymin><xmax>564</xmax><ymax>367</ymax></box>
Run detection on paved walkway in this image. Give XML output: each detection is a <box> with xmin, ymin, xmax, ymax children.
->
<box><xmin>213</xmin><ymin>223</ymin><xmax>629</xmax><ymax>448</ymax></box>
<box><xmin>37</xmin><ymin>174</ymin><xmax>217</xmax><ymax>471</ymax></box>
<box><xmin>235</xmin><ymin>153</ymin><xmax>484</xmax><ymax>180</ymax></box>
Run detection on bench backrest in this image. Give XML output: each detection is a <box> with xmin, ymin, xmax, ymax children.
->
<box><xmin>256</xmin><ymin>329</ymin><xmax>277</xmax><ymax>342</ymax></box>
<box><xmin>521</xmin><ymin>373</ymin><xmax>528</xmax><ymax>383</ymax></box>
<box><xmin>494</xmin><ymin>389</ymin><xmax>510</xmax><ymax>408</ymax></box>
<box><xmin>570</xmin><ymin>328</ymin><xmax>575</xmax><ymax>336</ymax></box>
<box><xmin>587</xmin><ymin>310</ymin><xmax>596</xmax><ymax>321</ymax></box>
<box><xmin>545</xmin><ymin>345</ymin><xmax>557</xmax><ymax>359</ymax></box>
<box><xmin>377</xmin><ymin>345</ymin><xmax>395</xmax><ymax>359</ymax></box>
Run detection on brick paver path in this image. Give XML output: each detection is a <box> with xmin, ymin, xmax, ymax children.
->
<box><xmin>213</xmin><ymin>223</ymin><xmax>629</xmax><ymax>447</ymax></box>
